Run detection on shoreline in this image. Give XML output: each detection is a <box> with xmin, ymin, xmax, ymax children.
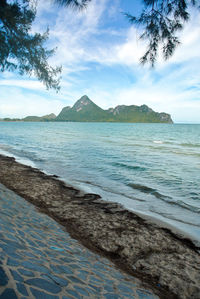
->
<box><xmin>128</xmin><ymin>210</ymin><xmax>200</xmax><ymax>248</ymax></box>
<box><xmin>1</xmin><ymin>147</ymin><xmax>199</xmax><ymax>249</ymax></box>
<box><xmin>0</xmin><ymin>154</ymin><xmax>199</xmax><ymax>299</ymax></box>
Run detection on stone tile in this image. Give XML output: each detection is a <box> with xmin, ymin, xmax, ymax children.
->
<box><xmin>25</xmin><ymin>258</ymin><xmax>45</xmax><ymax>266</ymax></box>
<box><xmin>21</xmin><ymin>261</ymin><xmax>50</xmax><ymax>274</ymax></box>
<box><xmin>41</xmin><ymin>274</ymin><xmax>69</xmax><ymax>287</ymax></box>
<box><xmin>60</xmin><ymin>257</ymin><xmax>76</xmax><ymax>264</ymax></box>
<box><xmin>50</xmin><ymin>265</ymin><xmax>73</xmax><ymax>275</ymax></box>
<box><xmin>67</xmin><ymin>275</ymin><xmax>85</xmax><ymax>285</ymax></box>
<box><xmin>89</xmin><ymin>276</ymin><xmax>103</xmax><ymax>285</ymax></box>
<box><xmin>1</xmin><ymin>240</ymin><xmax>24</xmax><ymax>250</ymax></box>
<box><xmin>136</xmin><ymin>289</ymin><xmax>156</xmax><ymax>299</ymax></box>
<box><xmin>35</xmin><ymin>241</ymin><xmax>46</xmax><ymax>247</ymax></box>
<box><xmin>16</xmin><ymin>283</ymin><xmax>29</xmax><ymax>296</ymax></box>
<box><xmin>0</xmin><ymin>233</ymin><xmax>5</xmax><ymax>240</ymax></box>
<box><xmin>118</xmin><ymin>284</ymin><xmax>134</xmax><ymax>294</ymax></box>
<box><xmin>0</xmin><ymin>288</ymin><xmax>18</xmax><ymax>299</ymax></box>
<box><xmin>85</xmin><ymin>286</ymin><xmax>99</xmax><ymax>296</ymax></box>
<box><xmin>104</xmin><ymin>293</ymin><xmax>122</xmax><ymax>299</ymax></box>
<box><xmin>65</xmin><ymin>289</ymin><xmax>82</xmax><ymax>299</ymax></box>
<box><xmin>4</xmin><ymin>233</ymin><xmax>19</xmax><ymax>242</ymax></box>
<box><xmin>88</xmin><ymin>284</ymin><xmax>102</xmax><ymax>293</ymax></box>
<box><xmin>74</xmin><ymin>285</ymin><xmax>89</xmax><ymax>296</ymax></box>
<box><xmin>67</xmin><ymin>263</ymin><xmax>81</xmax><ymax>270</ymax></box>
<box><xmin>119</xmin><ymin>295</ymin><xmax>136</xmax><ymax>299</ymax></box>
<box><xmin>30</xmin><ymin>288</ymin><xmax>59</xmax><ymax>299</ymax></box>
<box><xmin>0</xmin><ymin>251</ymin><xmax>6</xmax><ymax>261</ymax></box>
<box><xmin>7</xmin><ymin>258</ymin><xmax>21</xmax><ymax>267</ymax></box>
<box><xmin>0</xmin><ymin>266</ymin><xmax>8</xmax><ymax>286</ymax></box>
<box><xmin>10</xmin><ymin>269</ymin><xmax>24</xmax><ymax>282</ymax></box>
<box><xmin>104</xmin><ymin>285</ymin><xmax>114</xmax><ymax>293</ymax></box>
<box><xmin>0</xmin><ymin>244</ymin><xmax>19</xmax><ymax>255</ymax></box>
<box><xmin>18</xmin><ymin>268</ymin><xmax>35</xmax><ymax>277</ymax></box>
<box><xmin>16</xmin><ymin>230</ymin><xmax>25</xmax><ymax>238</ymax></box>
<box><xmin>92</xmin><ymin>269</ymin><xmax>110</xmax><ymax>280</ymax></box>
<box><xmin>19</xmin><ymin>251</ymin><xmax>37</xmax><ymax>259</ymax></box>
<box><xmin>25</xmin><ymin>278</ymin><xmax>61</xmax><ymax>294</ymax></box>
<box><xmin>76</xmin><ymin>270</ymin><xmax>89</xmax><ymax>281</ymax></box>
<box><xmin>2</xmin><ymin>227</ymin><xmax>16</xmax><ymax>234</ymax></box>
<box><xmin>29</xmin><ymin>232</ymin><xmax>44</xmax><ymax>241</ymax></box>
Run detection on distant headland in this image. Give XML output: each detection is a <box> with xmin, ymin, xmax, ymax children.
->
<box><xmin>0</xmin><ymin>95</ymin><xmax>173</xmax><ymax>123</ymax></box>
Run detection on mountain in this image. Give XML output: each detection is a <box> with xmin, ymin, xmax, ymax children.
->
<box><xmin>23</xmin><ymin>113</ymin><xmax>56</xmax><ymax>122</ymax></box>
<box><xmin>1</xmin><ymin>96</ymin><xmax>173</xmax><ymax>123</ymax></box>
<box><xmin>106</xmin><ymin>104</ymin><xmax>172</xmax><ymax>123</ymax></box>
<box><xmin>56</xmin><ymin>95</ymin><xmax>173</xmax><ymax>123</ymax></box>
<box><xmin>42</xmin><ymin>113</ymin><xmax>57</xmax><ymax>120</ymax></box>
<box><xmin>56</xmin><ymin>95</ymin><xmax>109</xmax><ymax>122</ymax></box>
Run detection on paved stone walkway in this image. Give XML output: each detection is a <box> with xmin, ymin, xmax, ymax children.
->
<box><xmin>0</xmin><ymin>183</ymin><xmax>158</xmax><ymax>299</ymax></box>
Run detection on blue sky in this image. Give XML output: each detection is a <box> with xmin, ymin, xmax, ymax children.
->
<box><xmin>0</xmin><ymin>0</ymin><xmax>200</xmax><ymax>123</ymax></box>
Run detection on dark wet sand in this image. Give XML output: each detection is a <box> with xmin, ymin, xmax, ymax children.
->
<box><xmin>0</xmin><ymin>154</ymin><xmax>199</xmax><ymax>299</ymax></box>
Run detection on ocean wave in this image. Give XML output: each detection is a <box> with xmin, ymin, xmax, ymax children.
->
<box><xmin>190</xmin><ymin>192</ymin><xmax>200</xmax><ymax>200</ymax></box>
<box><xmin>153</xmin><ymin>140</ymin><xmax>163</xmax><ymax>144</ymax></box>
<box><xmin>181</xmin><ymin>143</ymin><xmax>200</xmax><ymax>148</ymax></box>
<box><xmin>128</xmin><ymin>183</ymin><xmax>200</xmax><ymax>213</ymax></box>
<box><xmin>128</xmin><ymin>183</ymin><xmax>171</xmax><ymax>200</ymax></box>
<box><xmin>171</xmin><ymin>151</ymin><xmax>200</xmax><ymax>158</ymax></box>
<box><xmin>167</xmin><ymin>200</ymin><xmax>200</xmax><ymax>214</ymax></box>
<box><xmin>13</xmin><ymin>150</ymin><xmax>45</xmax><ymax>163</ymax></box>
<box><xmin>0</xmin><ymin>144</ymin><xmax>12</xmax><ymax>151</ymax></box>
<box><xmin>111</xmin><ymin>162</ymin><xmax>146</xmax><ymax>171</ymax></box>
<box><xmin>149</xmin><ymin>208</ymin><xmax>200</xmax><ymax>227</ymax></box>
<box><xmin>78</xmin><ymin>180</ymin><xmax>146</xmax><ymax>202</ymax></box>
<box><xmin>0</xmin><ymin>144</ymin><xmax>44</xmax><ymax>163</ymax></box>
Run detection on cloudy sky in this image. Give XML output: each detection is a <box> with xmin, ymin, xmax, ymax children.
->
<box><xmin>0</xmin><ymin>0</ymin><xmax>200</xmax><ymax>123</ymax></box>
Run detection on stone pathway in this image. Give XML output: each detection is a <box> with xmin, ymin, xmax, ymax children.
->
<box><xmin>0</xmin><ymin>183</ymin><xmax>158</xmax><ymax>299</ymax></box>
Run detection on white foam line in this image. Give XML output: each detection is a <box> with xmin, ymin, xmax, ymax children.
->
<box><xmin>0</xmin><ymin>149</ymin><xmax>35</xmax><ymax>168</ymax></box>
<box><xmin>153</xmin><ymin>140</ymin><xmax>163</xmax><ymax>144</ymax></box>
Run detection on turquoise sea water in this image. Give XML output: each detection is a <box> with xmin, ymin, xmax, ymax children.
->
<box><xmin>0</xmin><ymin>122</ymin><xmax>200</xmax><ymax>245</ymax></box>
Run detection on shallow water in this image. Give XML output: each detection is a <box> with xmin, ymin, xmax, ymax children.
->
<box><xmin>0</xmin><ymin>122</ymin><xmax>200</xmax><ymax>244</ymax></box>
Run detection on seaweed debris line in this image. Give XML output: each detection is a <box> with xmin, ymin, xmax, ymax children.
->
<box><xmin>0</xmin><ymin>154</ymin><xmax>199</xmax><ymax>299</ymax></box>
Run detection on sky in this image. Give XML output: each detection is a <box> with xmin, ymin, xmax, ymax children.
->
<box><xmin>0</xmin><ymin>0</ymin><xmax>200</xmax><ymax>123</ymax></box>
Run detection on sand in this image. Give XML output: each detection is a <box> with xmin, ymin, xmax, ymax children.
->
<box><xmin>0</xmin><ymin>154</ymin><xmax>199</xmax><ymax>299</ymax></box>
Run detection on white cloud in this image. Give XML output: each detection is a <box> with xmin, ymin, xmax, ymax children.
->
<box><xmin>1</xmin><ymin>1</ymin><xmax>199</xmax><ymax>123</ymax></box>
<box><xmin>168</xmin><ymin>9</ymin><xmax>200</xmax><ymax>64</ymax></box>
<box><xmin>0</xmin><ymin>87</ymin><xmax>64</xmax><ymax>118</ymax></box>
<box><xmin>35</xmin><ymin>0</ymin><xmax>109</xmax><ymax>68</ymax></box>
<box><xmin>33</xmin><ymin>0</ymin><xmax>146</xmax><ymax>69</ymax></box>
<box><xmin>79</xmin><ymin>59</ymin><xmax>200</xmax><ymax>123</ymax></box>
<box><xmin>0</xmin><ymin>80</ymin><xmax>44</xmax><ymax>91</ymax></box>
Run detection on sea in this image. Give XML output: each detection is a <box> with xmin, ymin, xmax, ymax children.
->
<box><xmin>0</xmin><ymin>122</ymin><xmax>200</xmax><ymax>245</ymax></box>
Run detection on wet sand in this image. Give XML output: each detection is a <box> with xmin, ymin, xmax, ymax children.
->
<box><xmin>0</xmin><ymin>154</ymin><xmax>199</xmax><ymax>299</ymax></box>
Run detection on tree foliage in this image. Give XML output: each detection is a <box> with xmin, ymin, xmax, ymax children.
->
<box><xmin>0</xmin><ymin>0</ymin><xmax>91</xmax><ymax>90</ymax></box>
<box><xmin>125</xmin><ymin>0</ymin><xmax>199</xmax><ymax>66</ymax></box>
<box><xmin>0</xmin><ymin>0</ymin><xmax>199</xmax><ymax>90</ymax></box>
<box><xmin>0</xmin><ymin>0</ymin><xmax>64</xmax><ymax>90</ymax></box>
<box><xmin>54</xmin><ymin>0</ymin><xmax>91</xmax><ymax>9</ymax></box>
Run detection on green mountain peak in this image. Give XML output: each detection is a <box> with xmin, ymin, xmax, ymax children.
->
<box><xmin>72</xmin><ymin>95</ymin><xmax>95</xmax><ymax>112</ymax></box>
<box><xmin>56</xmin><ymin>96</ymin><xmax>173</xmax><ymax>123</ymax></box>
<box><xmin>3</xmin><ymin>96</ymin><xmax>173</xmax><ymax>123</ymax></box>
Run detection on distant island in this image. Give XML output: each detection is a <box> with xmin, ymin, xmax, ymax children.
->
<box><xmin>0</xmin><ymin>95</ymin><xmax>173</xmax><ymax>123</ymax></box>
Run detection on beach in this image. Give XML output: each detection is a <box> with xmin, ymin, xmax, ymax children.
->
<box><xmin>0</xmin><ymin>154</ymin><xmax>199</xmax><ymax>299</ymax></box>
